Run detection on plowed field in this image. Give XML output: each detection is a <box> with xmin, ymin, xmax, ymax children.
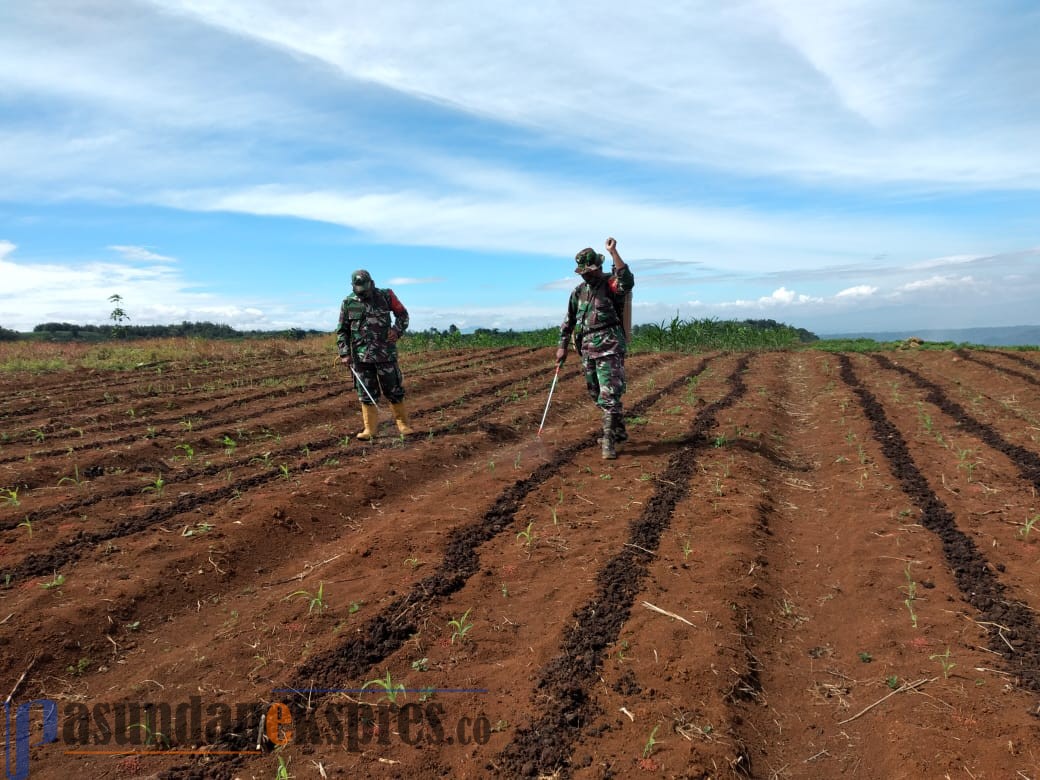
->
<box><xmin>2</xmin><ymin>347</ymin><xmax>1040</xmax><ymax>779</ymax></box>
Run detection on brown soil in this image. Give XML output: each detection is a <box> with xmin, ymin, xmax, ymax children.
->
<box><xmin>2</xmin><ymin>347</ymin><xmax>1039</xmax><ymax>779</ymax></box>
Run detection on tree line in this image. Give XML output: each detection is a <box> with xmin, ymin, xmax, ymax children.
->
<box><xmin>0</xmin><ymin>322</ymin><xmax>322</xmax><ymax>341</ymax></box>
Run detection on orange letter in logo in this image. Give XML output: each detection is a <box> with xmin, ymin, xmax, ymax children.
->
<box><xmin>265</xmin><ymin>703</ymin><xmax>294</xmax><ymax>746</ymax></box>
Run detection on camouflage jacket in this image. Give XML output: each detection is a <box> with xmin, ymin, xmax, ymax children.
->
<box><xmin>559</xmin><ymin>266</ymin><xmax>635</xmax><ymax>359</ymax></box>
<box><xmin>337</xmin><ymin>288</ymin><xmax>409</xmax><ymax>364</ymax></box>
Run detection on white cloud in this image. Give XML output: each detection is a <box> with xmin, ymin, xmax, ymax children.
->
<box><xmin>386</xmin><ymin>277</ymin><xmax>444</xmax><ymax>286</ymax></box>
<box><xmin>898</xmin><ymin>275</ymin><xmax>976</xmax><ymax>292</ymax></box>
<box><xmin>108</xmin><ymin>245</ymin><xmax>177</xmax><ymax>263</ymax></box>
<box><xmin>836</xmin><ymin>285</ymin><xmax>878</xmax><ymax>298</ymax></box>
<box><xmin>0</xmin><ymin>243</ymin><xmax>318</xmax><ymax>331</ymax></box>
<box><xmin>725</xmin><ymin>287</ymin><xmax>824</xmax><ymax>308</ymax></box>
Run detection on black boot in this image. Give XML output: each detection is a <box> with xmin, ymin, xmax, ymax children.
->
<box><xmin>601</xmin><ymin>412</ymin><xmax>617</xmax><ymax>460</ymax></box>
<box><xmin>612</xmin><ymin>413</ymin><xmax>628</xmax><ymax>443</ymax></box>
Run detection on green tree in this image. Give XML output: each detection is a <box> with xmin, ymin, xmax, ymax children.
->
<box><xmin>108</xmin><ymin>294</ymin><xmax>130</xmax><ymax>338</ymax></box>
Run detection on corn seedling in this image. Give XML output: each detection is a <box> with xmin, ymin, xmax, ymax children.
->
<box><xmin>175</xmin><ymin>443</ymin><xmax>195</xmax><ymax>461</ymax></box>
<box><xmin>31</xmin><ymin>429</ymin><xmax>45</xmax><ymax>443</ymax></box>
<box><xmin>1020</xmin><ymin>514</ymin><xmax>1040</xmax><ymax>539</ymax></box>
<box><xmin>902</xmin><ymin>564</ymin><xmax>918</xmax><ymax>628</ymax></box>
<box><xmin>886</xmin><ymin>675</ymin><xmax>900</xmax><ymax>690</ymax></box>
<box><xmin>404</xmin><ymin>555</ymin><xmax>422</xmax><ymax>569</ymax></box>
<box><xmin>18</xmin><ymin>518</ymin><xmax>32</xmax><ymax>537</ymax></box>
<box><xmin>363</xmin><ymin>670</ymin><xmax>406</xmax><ymax>704</ymax></box>
<box><xmin>251</xmin><ymin>452</ymin><xmax>273</xmax><ymax>467</ymax></box>
<box><xmin>516</xmin><ymin>521</ymin><xmax>534</xmax><ymax>548</ymax></box>
<box><xmin>221</xmin><ymin>435</ymin><xmax>237</xmax><ymax>455</ymax></box>
<box><xmin>1</xmin><ymin>487</ymin><xmax>20</xmax><ymax>507</ymax></box>
<box><xmin>712</xmin><ymin>434</ymin><xmax>728</xmax><ymax>448</ymax></box>
<box><xmin>58</xmin><ymin>465</ymin><xmax>84</xmax><ymax>487</ymax></box>
<box><xmin>181</xmin><ymin>522</ymin><xmax>213</xmax><ymax>537</ymax></box>
<box><xmin>501</xmin><ymin>583</ymin><xmax>509</xmax><ymax>597</ymax></box>
<box><xmin>681</xmin><ymin>538</ymin><xmax>692</xmax><ymax>561</ymax></box>
<box><xmin>278</xmin><ymin>464</ymin><xmax>291</xmax><ymax>480</ymax></box>
<box><xmin>349</xmin><ymin>601</ymin><xmax>361</xmax><ymax>614</ymax></box>
<box><xmin>448</xmin><ymin>608</ymin><xmax>474</xmax><ymax>644</ymax></box>
<box><xmin>930</xmin><ymin>647</ymin><xmax>955</xmax><ymax>678</ymax></box>
<box><xmin>274</xmin><ymin>755</ymin><xmax>293</xmax><ymax>780</ymax></box>
<box><xmin>642</xmin><ymin>725</ymin><xmax>661</xmax><ymax>759</ymax></box>
<box><xmin>128</xmin><ymin>714</ymin><xmax>169</xmax><ymax>748</ymax></box>
<box><xmin>42</xmin><ymin>573</ymin><xmax>66</xmax><ymax>590</ymax></box>
<box><xmin>288</xmin><ymin>581</ymin><xmax>327</xmax><ymax>615</ymax></box>
<box><xmin>917</xmin><ymin>404</ymin><xmax>934</xmax><ymax>433</ymax></box>
<box><xmin>179</xmin><ymin>418</ymin><xmax>194</xmax><ymax>432</ymax></box>
<box><xmin>141</xmin><ymin>474</ymin><xmax>165</xmax><ymax>497</ymax></box>
<box><xmin>955</xmin><ymin>447</ymin><xmax>978</xmax><ymax>481</ymax></box>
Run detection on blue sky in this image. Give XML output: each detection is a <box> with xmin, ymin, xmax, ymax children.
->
<box><xmin>1</xmin><ymin>1</ymin><xmax>1038</xmax><ymax>336</ymax></box>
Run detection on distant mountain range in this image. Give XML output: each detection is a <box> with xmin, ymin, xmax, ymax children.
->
<box><xmin>821</xmin><ymin>325</ymin><xmax>1040</xmax><ymax>347</ymax></box>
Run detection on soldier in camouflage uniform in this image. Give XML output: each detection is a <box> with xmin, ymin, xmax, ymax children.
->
<box><xmin>337</xmin><ymin>269</ymin><xmax>414</xmax><ymax>439</ymax></box>
<box><xmin>556</xmin><ymin>237</ymin><xmax>634</xmax><ymax>459</ymax></box>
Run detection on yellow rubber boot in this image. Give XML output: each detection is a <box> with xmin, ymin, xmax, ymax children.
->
<box><xmin>356</xmin><ymin>403</ymin><xmax>379</xmax><ymax>440</ymax></box>
<box><xmin>391</xmin><ymin>401</ymin><xmax>414</xmax><ymax>436</ymax></box>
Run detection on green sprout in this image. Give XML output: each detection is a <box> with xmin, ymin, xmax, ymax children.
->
<box><xmin>57</xmin><ymin>465</ymin><xmax>84</xmax><ymax>487</ymax></box>
<box><xmin>515</xmin><ymin>521</ymin><xmax>534</xmax><ymax>548</ymax></box>
<box><xmin>448</xmin><ymin>608</ymin><xmax>474</xmax><ymax>644</ymax></box>
<box><xmin>287</xmin><ymin>581</ymin><xmax>327</xmax><ymax>614</ymax></box>
<box><xmin>930</xmin><ymin>647</ymin><xmax>956</xmax><ymax>679</ymax></box>
<box><xmin>642</xmin><ymin>725</ymin><xmax>661</xmax><ymax>758</ymax></box>
<box><xmin>363</xmin><ymin>670</ymin><xmax>405</xmax><ymax>704</ymax></box>
<box><xmin>1019</xmin><ymin>514</ymin><xmax>1039</xmax><ymax>539</ymax></box>
<box><xmin>141</xmin><ymin>474</ymin><xmax>165</xmax><ymax>497</ymax></box>
<box><xmin>903</xmin><ymin>564</ymin><xmax>918</xmax><ymax>628</ymax></box>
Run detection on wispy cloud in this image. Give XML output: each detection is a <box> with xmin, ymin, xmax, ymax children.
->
<box><xmin>385</xmin><ymin>277</ymin><xmax>444</xmax><ymax>286</ymax></box>
<box><xmin>108</xmin><ymin>245</ymin><xmax>177</xmax><ymax>263</ymax></box>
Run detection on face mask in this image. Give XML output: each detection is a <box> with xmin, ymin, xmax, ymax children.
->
<box><xmin>579</xmin><ymin>268</ymin><xmax>602</xmax><ymax>283</ymax></box>
<box><xmin>351</xmin><ymin>270</ymin><xmax>374</xmax><ymax>297</ymax></box>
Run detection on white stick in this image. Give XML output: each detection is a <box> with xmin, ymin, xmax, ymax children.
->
<box><xmin>537</xmin><ymin>366</ymin><xmax>561</xmax><ymax>436</ymax></box>
<box><xmin>349</xmin><ymin>364</ymin><xmax>379</xmax><ymax>406</ymax></box>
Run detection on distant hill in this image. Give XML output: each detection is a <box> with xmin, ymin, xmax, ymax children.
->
<box><xmin>821</xmin><ymin>325</ymin><xmax>1040</xmax><ymax>347</ymax></box>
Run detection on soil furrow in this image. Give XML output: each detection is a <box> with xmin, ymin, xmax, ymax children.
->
<box><xmin>840</xmin><ymin>354</ymin><xmax>1040</xmax><ymax>693</ymax></box>
<box><xmin>496</xmin><ymin>355</ymin><xmax>750</xmax><ymax>778</ymax></box>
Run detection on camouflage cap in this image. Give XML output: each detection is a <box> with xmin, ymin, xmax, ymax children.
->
<box><xmin>574</xmin><ymin>247</ymin><xmax>604</xmax><ymax>273</ymax></box>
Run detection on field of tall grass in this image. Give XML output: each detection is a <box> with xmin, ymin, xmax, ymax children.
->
<box><xmin>0</xmin><ymin>317</ymin><xmax>1011</xmax><ymax>373</ymax></box>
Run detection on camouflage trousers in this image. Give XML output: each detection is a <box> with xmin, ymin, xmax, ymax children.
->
<box><xmin>581</xmin><ymin>352</ymin><xmax>626</xmax><ymax>414</ymax></box>
<box><xmin>352</xmin><ymin>360</ymin><xmax>406</xmax><ymax>404</ymax></box>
